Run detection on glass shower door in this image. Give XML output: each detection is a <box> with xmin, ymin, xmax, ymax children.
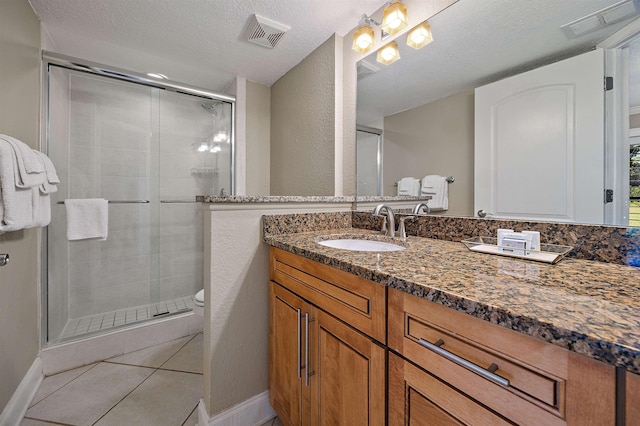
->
<box><xmin>45</xmin><ymin>63</ymin><xmax>234</xmax><ymax>345</ymax></box>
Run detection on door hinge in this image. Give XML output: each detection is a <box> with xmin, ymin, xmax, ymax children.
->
<box><xmin>605</xmin><ymin>76</ymin><xmax>614</xmax><ymax>91</ymax></box>
<box><xmin>605</xmin><ymin>189</ymin><xmax>614</xmax><ymax>203</ymax></box>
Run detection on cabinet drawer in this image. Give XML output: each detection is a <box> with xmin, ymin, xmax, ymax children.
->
<box><xmin>407</xmin><ymin>313</ymin><xmax>560</xmax><ymax>408</ymax></box>
<box><xmin>270</xmin><ymin>247</ymin><xmax>386</xmax><ymax>343</ymax></box>
<box><xmin>388</xmin><ymin>288</ymin><xmax>616</xmax><ymax>425</ymax></box>
<box><xmin>389</xmin><ymin>352</ymin><xmax>512</xmax><ymax>426</ymax></box>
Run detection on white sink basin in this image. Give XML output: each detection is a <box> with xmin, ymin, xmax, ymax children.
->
<box><xmin>317</xmin><ymin>238</ymin><xmax>406</xmax><ymax>252</ymax></box>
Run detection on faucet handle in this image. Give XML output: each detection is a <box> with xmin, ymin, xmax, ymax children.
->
<box><xmin>380</xmin><ymin>216</ymin><xmax>388</xmax><ymax>235</ymax></box>
<box><xmin>398</xmin><ymin>217</ymin><xmax>408</xmax><ymax>241</ymax></box>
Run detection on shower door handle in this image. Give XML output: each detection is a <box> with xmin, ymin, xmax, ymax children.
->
<box><xmin>0</xmin><ymin>254</ymin><xmax>9</xmax><ymax>267</ymax></box>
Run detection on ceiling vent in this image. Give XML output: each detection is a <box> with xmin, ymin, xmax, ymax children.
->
<box><xmin>244</xmin><ymin>14</ymin><xmax>290</xmax><ymax>48</ymax></box>
<box><xmin>561</xmin><ymin>0</ymin><xmax>640</xmax><ymax>38</ymax></box>
<box><xmin>357</xmin><ymin>60</ymin><xmax>380</xmax><ymax>81</ymax></box>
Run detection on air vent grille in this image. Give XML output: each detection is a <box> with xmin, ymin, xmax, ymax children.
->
<box><xmin>244</xmin><ymin>14</ymin><xmax>290</xmax><ymax>49</ymax></box>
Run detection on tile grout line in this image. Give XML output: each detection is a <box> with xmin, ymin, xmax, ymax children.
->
<box><xmin>89</xmin><ymin>362</ymin><xmax>161</xmax><ymax>426</ymax></box>
<box><xmin>26</xmin><ymin>363</ymin><xmax>101</xmax><ymax>412</ymax></box>
<box><xmin>89</xmin><ymin>334</ymin><xmax>201</xmax><ymax>424</ymax></box>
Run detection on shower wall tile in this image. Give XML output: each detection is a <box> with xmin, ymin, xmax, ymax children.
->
<box><xmin>158</xmin><ymin>178</ymin><xmax>202</xmax><ymax>198</ymax></box>
<box><xmin>100</xmin><ymin>177</ymin><xmax>150</xmax><ymax>200</ymax></box>
<box><xmin>69</xmin><ymin>145</ymin><xmax>97</xmax><ymax>177</ymax></box>
<box><xmin>70</xmin><ymin>278</ymin><xmax>151</xmax><ymax>319</ymax></box>
<box><xmin>158</xmin><ymin>276</ymin><xmax>201</xmax><ymax>302</ymax></box>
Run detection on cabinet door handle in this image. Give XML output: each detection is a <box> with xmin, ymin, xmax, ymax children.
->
<box><xmin>297</xmin><ymin>309</ymin><xmax>302</xmax><ymax>379</ymax></box>
<box><xmin>305</xmin><ymin>313</ymin><xmax>310</xmax><ymax>386</ymax></box>
<box><xmin>418</xmin><ymin>338</ymin><xmax>510</xmax><ymax>387</ymax></box>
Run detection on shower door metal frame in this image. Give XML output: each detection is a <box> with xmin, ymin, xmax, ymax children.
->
<box><xmin>356</xmin><ymin>125</ymin><xmax>383</xmax><ymax>196</ymax></box>
<box><xmin>40</xmin><ymin>51</ymin><xmax>236</xmax><ymax>347</ymax></box>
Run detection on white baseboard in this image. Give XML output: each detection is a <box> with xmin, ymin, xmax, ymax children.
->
<box><xmin>0</xmin><ymin>357</ymin><xmax>43</xmax><ymax>426</ymax></box>
<box><xmin>200</xmin><ymin>391</ymin><xmax>276</xmax><ymax>426</ymax></box>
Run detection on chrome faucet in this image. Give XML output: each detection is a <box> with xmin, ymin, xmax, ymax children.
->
<box><xmin>373</xmin><ymin>204</ymin><xmax>396</xmax><ymax>237</ymax></box>
<box><xmin>413</xmin><ymin>202</ymin><xmax>430</xmax><ymax>215</ymax></box>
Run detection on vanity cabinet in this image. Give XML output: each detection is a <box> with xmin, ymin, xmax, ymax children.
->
<box><xmin>269</xmin><ymin>247</ymin><xmax>386</xmax><ymax>426</ymax></box>
<box><xmin>388</xmin><ymin>288</ymin><xmax>616</xmax><ymax>425</ymax></box>
<box><xmin>627</xmin><ymin>371</ymin><xmax>640</xmax><ymax>423</ymax></box>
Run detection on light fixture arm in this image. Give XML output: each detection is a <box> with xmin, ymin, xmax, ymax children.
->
<box><xmin>360</xmin><ymin>14</ymin><xmax>380</xmax><ymax>27</ymax></box>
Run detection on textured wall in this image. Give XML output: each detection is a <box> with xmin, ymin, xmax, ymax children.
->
<box><xmin>383</xmin><ymin>91</ymin><xmax>475</xmax><ymax>217</ymax></box>
<box><xmin>0</xmin><ymin>0</ymin><xmax>41</xmax><ymax>410</ymax></box>
<box><xmin>270</xmin><ymin>35</ymin><xmax>336</xmax><ymax>196</ymax></box>
<box><xmin>202</xmin><ymin>202</ymin><xmax>352</xmax><ymax>416</ymax></box>
<box><xmin>246</xmin><ymin>81</ymin><xmax>271</xmax><ymax>195</ymax></box>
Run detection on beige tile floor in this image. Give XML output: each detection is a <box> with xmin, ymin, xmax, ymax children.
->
<box><xmin>23</xmin><ymin>334</ymin><xmax>203</xmax><ymax>426</ymax></box>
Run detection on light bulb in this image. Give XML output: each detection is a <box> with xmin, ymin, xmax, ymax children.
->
<box><xmin>352</xmin><ymin>24</ymin><xmax>375</xmax><ymax>54</ymax></box>
<box><xmin>407</xmin><ymin>21</ymin><xmax>433</xmax><ymax>49</ymax></box>
<box><xmin>376</xmin><ymin>41</ymin><xmax>400</xmax><ymax>65</ymax></box>
<box><xmin>381</xmin><ymin>1</ymin><xmax>408</xmax><ymax>35</ymax></box>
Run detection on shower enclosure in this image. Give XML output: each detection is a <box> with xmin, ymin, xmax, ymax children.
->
<box><xmin>43</xmin><ymin>53</ymin><xmax>234</xmax><ymax>346</ymax></box>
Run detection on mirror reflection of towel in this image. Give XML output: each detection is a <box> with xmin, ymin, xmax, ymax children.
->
<box><xmin>420</xmin><ymin>175</ymin><xmax>448</xmax><ymax>211</ymax></box>
<box><xmin>65</xmin><ymin>198</ymin><xmax>108</xmax><ymax>241</ymax></box>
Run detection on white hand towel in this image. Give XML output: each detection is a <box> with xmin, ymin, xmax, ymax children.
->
<box><xmin>0</xmin><ymin>134</ymin><xmax>46</xmax><ymax>188</ymax></box>
<box><xmin>65</xmin><ymin>198</ymin><xmax>108</xmax><ymax>241</ymax></box>
<box><xmin>0</xmin><ymin>140</ymin><xmax>36</xmax><ymax>233</ymax></box>
<box><xmin>420</xmin><ymin>175</ymin><xmax>448</xmax><ymax>211</ymax></box>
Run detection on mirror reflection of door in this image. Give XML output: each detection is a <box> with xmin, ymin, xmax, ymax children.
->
<box><xmin>475</xmin><ymin>49</ymin><xmax>605</xmax><ymax>224</ymax></box>
<box><xmin>356</xmin><ymin>126</ymin><xmax>382</xmax><ymax>196</ymax></box>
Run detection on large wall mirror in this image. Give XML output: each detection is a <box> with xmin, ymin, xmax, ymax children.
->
<box><xmin>356</xmin><ymin>0</ymin><xmax>640</xmax><ymax>226</ymax></box>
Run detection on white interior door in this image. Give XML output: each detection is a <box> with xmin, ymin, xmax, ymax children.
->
<box><xmin>475</xmin><ymin>49</ymin><xmax>605</xmax><ymax>223</ymax></box>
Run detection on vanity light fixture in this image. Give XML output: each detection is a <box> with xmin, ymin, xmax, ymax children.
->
<box><xmin>406</xmin><ymin>21</ymin><xmax>433</xmax><ymax>49</ymax></box>
<box><xmin>352</xmin><ymin>14</ymin><xmax>380</xmax><ymax>54</ymax></box>
<box><xmin>376</xmin><ymin>41</ymin><xmax>400</xmax><ymax>65</ymax></box>
<box><xmin>381</xmin><ymin>1</ymin><xmax>408</xmax><ymax>35</ymax></box>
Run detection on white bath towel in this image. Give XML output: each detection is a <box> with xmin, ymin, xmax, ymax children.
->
<box><xmin>397</xmin><ymin>177</ymin><xmax>420</xmax><ymax>196</ymax></box>
<box><xmin>0</xmin><ymin>134</ymin><xmax>46</xmax><ymax>188</ymax></box>
<box><xmin>0</xmin><ymin>140</ymin><xmax>37</xmax><ymax>232</ymax></box>
<box><xmin>65</xmin><ymin>198</ymin><xmax>108</xmax><ymax>241</ymax></box>
<box><xmin>35</xmin><ymin>151</ymin><xmax>59</xmax><ymax>194</ymax></box>
<box><xmin>421</xmin><ymin>175</ymin><xmax>449</xmax><ymax>211</ymax></box>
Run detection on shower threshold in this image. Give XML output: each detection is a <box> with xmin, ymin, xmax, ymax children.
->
<box><xmin>55</xmin><ymin>295</ymin><xmax>195</xmax><ymax>343</ymax></box>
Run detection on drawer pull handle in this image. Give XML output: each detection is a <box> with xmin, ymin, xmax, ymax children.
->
<box><xmin>418</xmin><ymin>338</ymin><xmax>510</xmax><ymax>387</ymax></box>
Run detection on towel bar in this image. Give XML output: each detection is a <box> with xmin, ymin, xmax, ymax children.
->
<box><xmin>394</xmin><ymin>176</ymin><xmax>454</xmax><ymax>186</ymax></box>
<box><xmin>57</xmin><ymin>200</ymin><xmax>150</xmax><ymax>204</ymax></box>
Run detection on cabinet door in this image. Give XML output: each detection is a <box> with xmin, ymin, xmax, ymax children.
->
<box><xmin>310</xmin><ymin>308</ymin><xmax>386</xmax><ymax>426</ymax></box>
<box><xmin>270</xmin><ymin>281</ymin><xmax>309</xmax><ymax>426</ymax></box>
<box><xmin>627</xmin><ymin>371</ymin><xmax>640</xmax><ymax>424</ymax></box>
<box><xmin>388</xmin><ymin>352</ymin><xmax>511</xmax><ymax>426</ymax></box>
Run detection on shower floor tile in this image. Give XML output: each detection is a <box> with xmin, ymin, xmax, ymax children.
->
<box><xmin>59</xmin><ymin>296</ymin><xmax>195</xmax><ymax>340</ymax></box>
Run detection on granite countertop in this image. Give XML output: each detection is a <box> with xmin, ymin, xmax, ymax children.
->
<box><xmin>200</xmin><ymin>195</ymin><xmax>432</xmax><ymax>203</ymax></box>
<box><xmin>264</xmin><ymin>228</ymin><xmax>640</xmax><ymax>374</ymax></box>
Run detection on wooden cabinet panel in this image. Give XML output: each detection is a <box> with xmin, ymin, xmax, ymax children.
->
<box><xmin>270</xmin><ymin>247</ymin><xmax>386</xmax><ymax>343</ymax></box>
<box><xmin>389</xmin><ymin>352</ymin><xmax>511</xmax><ymax>426</ymax></box>
<box><xmin>626</xmin><ymin>372</ymin><xmax>640</xmax><ymax>424</ymax></box>
<box><xmin>270</xmin><ymin>281</ymin><xmax>308</xmax><ymax>426</ymax></box>
<box><xmin>270</xmin><ymin>277</ymin><xmax>385</xmax><ymax>426</ymax></box>
<box><xmin>310</xmin><ymin>308</ymin><xmax>386</xmax><ymax>426</ymax></box>
<box><xmin>388</xmin><ymin>288</ymin><xmax>616</xmax><ymax>425</ymax></box>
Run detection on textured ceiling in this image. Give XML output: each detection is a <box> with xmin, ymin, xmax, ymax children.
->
<box><xmin>28</xmin><ymin>0</ymin><xmax>384</xmax><ymax>91</ymax></box>
<box><xmin>357</xmin><ymin>0</ymin><xmax>640</xmax><ymax>124</ymax></box>
<box><xmin>27</xmin><ymin>0</ymin><xmax>640</xmax><ymax>117</ymax></box>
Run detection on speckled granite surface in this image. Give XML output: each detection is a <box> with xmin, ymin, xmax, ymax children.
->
<box><xmin>263</xmin><ymin>215</ymin><xmax>640</xmax><ymax>374</ymax></box>
<box><xmin>353</xmin><ymin>211</ymin><xmax>640</xmax><ymax>266</ymax></box>
<box><xmin>200</xmin><ymin>195</ymin><xmax>431</xmax><ymax>203</ymax></box>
